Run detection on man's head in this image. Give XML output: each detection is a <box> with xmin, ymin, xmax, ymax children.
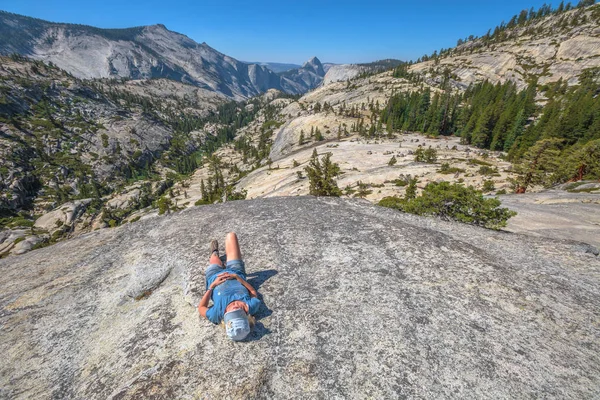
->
<box><xmin>223</xmin><ymin>301</ymin><xmax>254</xmax><ymax>341</ymax></box>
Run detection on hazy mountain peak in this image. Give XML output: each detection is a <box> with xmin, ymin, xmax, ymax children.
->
<box><xmin>303</xmin><ymin>56</ymin><xmax>322</xmax><ymax>68</ymax></box>
<box><xmin>301</xmin><ymin>56</ymin><xmax>325</xmax><ymax>76</ymax></box>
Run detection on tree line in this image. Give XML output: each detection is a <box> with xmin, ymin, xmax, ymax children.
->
<box><xmin>381</xmin><ymin>68</ymin><xmax>600</xmax><ymax>187</ymax></box>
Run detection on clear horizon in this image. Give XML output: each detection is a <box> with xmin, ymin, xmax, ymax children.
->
<box><xmin>1</xmin><ymin>0</ymin><xmax>594</xmax><ymax>64</ymax></box>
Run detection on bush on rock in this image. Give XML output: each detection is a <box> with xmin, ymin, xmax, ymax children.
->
<box><xmin>379</xmin><ymin>181</ymin><xmax>516</xmax><ymax>230</ymax></box>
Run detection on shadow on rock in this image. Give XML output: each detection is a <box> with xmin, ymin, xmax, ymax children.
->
<box><xmin>246</xmin><ymin>320</ymin><xmax>271</xmax><ymax>342</ymax></box>
<box><xmin>247</xmin><ymin>269</ymin><xmax>277</xmax><ymax>322</ymax></box>
<box><xmin>246</xmin><ymin>269</ymin><xmax>278</xmax><ymax>292</ymax></box>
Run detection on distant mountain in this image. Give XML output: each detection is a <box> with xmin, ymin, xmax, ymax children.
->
<box><xmin>323</xmin><ymin>59</ymin><xmax>404</xmax><ymax>84</ymax></box>
<box><xmin>0</xmin><ymin>11</ymin><xmax>324</xmax><ymax>100</ymax></box>
<box><xmin>246</xmin><ymin>62</ymin><xmax>302</xmax><ymax>73</ymax></box>
<box><xmin>279</xmin><ymin>56</ymin><xmax>327</xmax><ymax>94</ymax></box>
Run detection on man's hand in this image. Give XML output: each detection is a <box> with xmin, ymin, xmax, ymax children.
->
<box><xmin>210</xmin><ymin>273</ymin><xmax>229</xmax><ymax>289</ymax></box>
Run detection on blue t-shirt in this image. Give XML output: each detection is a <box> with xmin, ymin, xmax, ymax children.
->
<box><xmin>205</xmin><ymin>268</ymin><xmax>261</xmax><ymax>324</ymax></box>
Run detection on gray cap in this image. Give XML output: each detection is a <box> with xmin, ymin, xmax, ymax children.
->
<box><xmin>223</xmin><ymin>308</ymin><xmax>250</xmax><ymax>341</ymax></box>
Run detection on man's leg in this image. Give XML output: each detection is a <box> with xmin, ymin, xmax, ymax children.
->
<box><xmin>205</xmin><ymin>239</ymin><xmax>224</xmax><ymax>289</ymax></box>
<box><xmin>209</xmin><ymin>252</ymin><xmax>223</xmax><ymax>267</ymax></box>
<box><xmin>225</xmin><ymin>232</ymin><xmax>242</xmax><ymax>262</ymax></box>
<box><xmin>225</xmin><ymin>232</ymin><xmax>246</xmax><ymax>275</ymax></box>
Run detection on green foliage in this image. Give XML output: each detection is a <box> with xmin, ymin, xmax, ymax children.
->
<box><xmin>414</xmin><ymin>147</ymin><xmax>438</xmax><ymax>163</ymax></box>
<box><xmin>157</xmin><ymin>196</ymin><xmax>172</xmax><ymax>215</ymax></box>
<box><xmin>478</xmin><ymin>165</ymin><xmax>499</xmax><ymax>176</ymax></box>
<box><xmin>510</xmin><ymin>138</ymin><xmax>562</xmax><ymax>192</ymax></box>
<box><xmin>304</xmin><ymin>150</ymin><xmax>341</xmax><ymax>197</ymax></box>
<box><xmin>404</xmin><ymin>177</ymin><xmax>418</xmax><ymax>200</ymax></box>
<box><xmin>379</xmin><ymin>182</ymin><xmax>516</xmax><ymax>229</ymax></box>
<box><xmin>226</xmin><ymin>188</ymin><xmax>247</xmax><ymax>201</ymax></box>
<box><xmin>382</xmin><ymin>67</ymin><xmax>600</xmax><ymax>187</ymax></box>
<box><xmin>439</xmin><ymin>163</ymin><xmax>465</xmax><ymax>174</ymax></box>
<box><xmin>314</xmin><ymin>127</ymin><xmax>324</xmax><ymax>141</ymax></box>
<box><xmin>354</xmin><ymin>181</ymin><xmax>373</xmax><ymax>198</ymax></box>
<box><xmin>101</xmin><ymin>133</ymin><xmax>109</xmax><ymax>148</ymax></box>
<box><xmin>0</xmin><ymin>215</ymin><xmax>34</xmax><ymax>229</ymax></box>
<box><xmin>482</xmin><ymin>180</ymin><xmax>496</xmax><ymax>192</ymax></box>
<box><xmin>388</xmin><ymin>155</ymin><xmax>397</xmax><ymax>166</ymax></box>
<box><xmin>551</xmin><ymin>139</ymin><xmax>600</xmax><ymax>183</ymax></box>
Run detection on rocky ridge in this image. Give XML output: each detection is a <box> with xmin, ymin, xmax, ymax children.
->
<box><xmin>410</xmin><ymin>4</ymin><xmax>600</xmax><ymax>89</ymax></box>
<box><xmin>0</xmin><ymin>196</ymin><xmax>598</xmax><ymax>399</ymax></box>
<box><xmin>0</xmin><ymin>11</ymin><xmax>326</xmax><ymax>100</ymax></box>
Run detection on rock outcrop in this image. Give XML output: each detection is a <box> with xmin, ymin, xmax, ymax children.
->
<box><xmin>323</xmin><ymin>64</ymin><xmax>368</xmax><ymax>84</ymax></box>
<box><xmin>410</xmin><ymin>5</ymin><xmax>600</xmax><ymax>89</ymax></box>
<box><xmin>499</xmin><ymin>189</ymin><xmax>600</xmax><ymax>248</ymax></box>
<box><xmin>1</xmin><ymin>197</ymin><xmax>598</xmax><ymax>398</ymax></box>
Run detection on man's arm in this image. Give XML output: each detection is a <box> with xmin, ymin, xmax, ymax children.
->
<box><xmin>231</xmin><ymin>274</ymin><xmax>258</xmax><ymax>297</ymax></box>
<box><xmin>198</xmin><ymin>274</ymin><xmax>228</xmax><ymax>318</ymax></box>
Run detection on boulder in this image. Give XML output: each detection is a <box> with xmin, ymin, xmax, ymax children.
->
<box><xmin>33</xmin><ymin>199</ymin><xmax>92</xmax><ymax>233</ymax></box>
<box><xmin>0</xmin><ymin>197</ymin><xmax>599</xmax><ymax>398</ymax></box>
<box><xmin>0</xmin><ymin>229</ymin><xmax>27</xmax><ymax>254</ymax></box>
<box><xmin>106</xmin><ymin>188</ymin><xmax>142</xmax><ymax>210</ymax></box>
<box><xmin>10</xmin><ymin>235</ymin><xmax>44</xmax><ymax>255</ymax></box>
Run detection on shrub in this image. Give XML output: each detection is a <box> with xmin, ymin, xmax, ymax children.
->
<box><xmin>225</xmin><ymin>187</ymin><xmax>247</xmax><ymax>201</ymax></box>
<box><xmin>439</xmin><ymin>163</ymin><xmax>465</xmax><ymax>175</ymax></box>
<box><xmin>378</xmin><ymin>181</ymin><xmax>516</xmax><ymax>230</ymax></box>
<box><xmin>354</xmin><ymin>181</ymin><xmax>373</xmax><ymax>198</ymax></box>
<box><xmin>157</xmin><ymin>196</ymin><xmax>172</xmax><ymax>215</ymax></box>
<box><xmin>478</xmin><ymin>166</ymin><xmax>499</xmax><ymax>176</ymax></box>
<box><xmin>404</xmin><ymin>177</ymin><xmax>418</xmax><ymax>200</ymax></box>
<box><xmin>388</xmin><ymin>156</ymin><xmax>397</xmax><ymax>166</ymax></box>
<box><xmin>482</xmin><ymin>180</ymin><xmax>495</xmax><ymax>192</ymax></box>
<box><xmin>414</xmin><ymin>146</ymin><xmax>437</xmax><ymax>163</ymax></box>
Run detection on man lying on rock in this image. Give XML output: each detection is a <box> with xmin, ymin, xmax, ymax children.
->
<box><xmin>198</xmin><ymin>232</ymin><xmax>260</xmax><ymax>341</ymax></box>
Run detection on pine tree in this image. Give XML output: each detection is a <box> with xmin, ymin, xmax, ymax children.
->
<box><xmin>512</xmin><ymin>138</ymin><xmax>563</xmax><ymax>193</ymax></box>
<box><xmin>405</xmin><ymin>178</ymin><xmax>418</xmax><ymax>200</ymax></box>
<box><xmin>304</xmin><ymin>150</ymin><xmax>341</xmax><ymax>196</ymax></box>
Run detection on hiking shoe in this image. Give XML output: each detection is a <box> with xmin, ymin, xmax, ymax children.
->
<box><xmin>210</xmin><ymin>239</ymin><xmax>219</xmax><ymax>256</ymax></box>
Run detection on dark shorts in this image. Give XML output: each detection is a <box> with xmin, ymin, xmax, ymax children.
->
<box><xmin>205</xmin><ymin>259</ymin><xmax>246</xmax><ymax>289</ymax></box>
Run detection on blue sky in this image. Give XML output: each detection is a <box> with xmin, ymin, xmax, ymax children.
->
<box><xmin>0</xmin><ymin>0</ymin><xmax>578</xmax><ymax>64</ymax></box>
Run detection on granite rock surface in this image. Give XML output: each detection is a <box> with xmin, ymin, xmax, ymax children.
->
<box><xmin>1</xmin><ymin>197</ymin><xmax>599</xmax><ymax>399</ymax></box>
